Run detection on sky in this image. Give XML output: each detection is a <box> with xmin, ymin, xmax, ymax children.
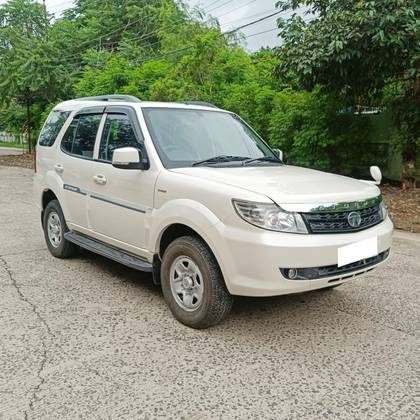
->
<box><xmin>1</xmin><ymin>0</ymin><xmax>285</xmax><ymax>51</ymax></box>
<box><xmin>187</xmin><ymin>0</ymin><xmax>283</xmax><ymax>51</ymax></box>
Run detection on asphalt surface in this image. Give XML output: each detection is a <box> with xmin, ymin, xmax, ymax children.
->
<box><xmin>0</xmin><ymin>147</ymin><xmax>23</xmax><ymax>156</ymax></box>
<box><xmin>0</xmin><ymin>166</ymin><xmax>419</xmax><ymax>420</ymax></box>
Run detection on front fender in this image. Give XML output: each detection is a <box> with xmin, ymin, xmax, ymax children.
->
<box><xmin>148</xmin><ymin>199</ymin><xmax>224</xmax><ymax>255</ymax></box>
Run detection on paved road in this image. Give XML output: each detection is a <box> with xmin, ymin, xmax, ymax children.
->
<box><xmin>0</xmin><ymin>166</ymin><xmax>419</xmax><ymax>420</ymax></box>
<box><xmin>0</xmin><ymin>147</ymin><xmax>23</xmax><ymax>156</ymax></box>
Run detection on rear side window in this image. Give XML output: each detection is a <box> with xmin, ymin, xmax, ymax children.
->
<box><xmin>99</xmin><ymin>114</ymin><xmax>140</xmax><ymax>162</ymax></box>
<box><xmin>61</xmin><ymin>114</ymin><xmax>102</xmax><ymax>158</ymax></box>
<box><xmin>38</xmin><ymin>111</ymin><xmax>71</xmax><ymax>147</ymax></box>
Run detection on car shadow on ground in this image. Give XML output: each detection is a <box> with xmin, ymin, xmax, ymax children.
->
<box><xmin>77</xmin><ymin>248</ymin><xmax>333</xmax><ymax>327</ymax></box>
<box><xmin>77</xmin><ymin>248</ymin><xmax>159</xmax><ymax>292</ymax></box>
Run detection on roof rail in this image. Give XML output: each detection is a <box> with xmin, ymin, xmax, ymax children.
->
<box><xmin>176</xmin><ymin>101</ymin><xmax>218</xmax><ymax>109</ymax></box>
<box><xmin>77</xmin><ymin>95</ymin><xmax>141</xmax><ymax>103</ymax></box>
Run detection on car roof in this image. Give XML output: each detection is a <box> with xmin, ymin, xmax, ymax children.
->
<box><xmin>54</xmin><ymin>98</ymin><xmax>227</xmax><ymax>113</ymax></box>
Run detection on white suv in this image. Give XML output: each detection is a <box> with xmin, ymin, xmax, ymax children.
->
<box><xmin>34</xmin><ymin>95</ymin><xmax>393</xmax><ymax>328</ymax></box>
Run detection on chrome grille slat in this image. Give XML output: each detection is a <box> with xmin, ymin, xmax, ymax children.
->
<box><xmin>302</xmin><ymin>204</ymin><xmax>382</xmax><ymax>233</ymax></box>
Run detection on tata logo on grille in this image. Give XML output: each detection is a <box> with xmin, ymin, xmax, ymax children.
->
<box><xmin>348</xmin><ymin>211</ymin><xmax>362</xmax><ymax>228</ymax></box>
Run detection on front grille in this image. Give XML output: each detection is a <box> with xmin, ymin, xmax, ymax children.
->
<box><xmin>302</xmin><ymin>204</ymin><xmax>382</xmax><ymax>233</ymax></box>
<box><xmin>281</xmin><ymin>249</ymin><xmax>390</xmax><ymax>280</ymax></box>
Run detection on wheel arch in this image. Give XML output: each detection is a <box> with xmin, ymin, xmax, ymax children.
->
<box><xmin>37</xmin><ymin>168</ymin><xmax>67</xmax><ymax>227</ymax></box>
<box><xmin>155</xmin><ymin>222</ymin><xmax>230</xmax><ymax>293</ymax></box>
<box><xmin>158</xmin><ymin>223</ymin><xmax>208</xmax><ymax>259</ymax></box>
<box><xmin>42</xmin><ymin>189</ymin><xmax>58</xmax><ymax>209</ymax></box>
<box><xmin>40</xmin><ymin>188</ymin><xmax>59</xmax><ymax>227</ymax></box>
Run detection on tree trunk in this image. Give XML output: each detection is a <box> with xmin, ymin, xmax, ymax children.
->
<box><xmin>26</xmin><ymin>101</ymin><xmax>32</xmax><ymax>154</ymax></box>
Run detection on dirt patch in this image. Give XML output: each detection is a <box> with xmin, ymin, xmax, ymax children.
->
<box><xmin>381</xmin><ymin>185</ymin><xmax>420</xmax><ymax>233</ymax></box>
<box><xmin>0</xmin><ymin>153</ymin><xmax>33</xmax><ymax>169</ymax></box>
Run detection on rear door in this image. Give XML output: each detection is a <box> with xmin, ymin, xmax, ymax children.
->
<box><xmin>87</xmin><ymin>106</ymin><xmax>155</xmax><ymax>255</ymax></box>
<box><xmin>57</xmin><ymin>107</ymin><xmax>104</xmax><ymax>229</ymax></box>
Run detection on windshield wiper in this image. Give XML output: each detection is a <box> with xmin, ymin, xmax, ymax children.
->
<box><xmin>192</xmin><ymin>155</ymin><xmax>249</xmax><ymax>167</ymax></box>
<box><xmin>242</xmin><ymin>156</ymin><xmax>282</xmax><ymax>166</ymax></box>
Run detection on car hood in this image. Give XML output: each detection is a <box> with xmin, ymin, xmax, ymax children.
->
<box><xmin>171</xmin><ymin>165</ymin><xmax>380</xmax><ymax>205</ymax></box>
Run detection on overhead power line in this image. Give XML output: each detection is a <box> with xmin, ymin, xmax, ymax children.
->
<box><xmin>46</xmin><ymin>0</ymin><xmax>283</xmax><ymax>63</ymax></box>
<box><xmin>215</xmin><ymin>0</ymin><xmax>259</xmax><ymax>19</ymax></box>
<box><xmin>66</xmin><ymin>10</ymin><xmax>160</xmax><ymax>50</ymax></box>
<box><xmin>222</xmin><ymin>7</ymin><xmax>277</xmax><ymax>26</ymax></box>
<box><xmin>132</xmin><ymin>11</ymin><xmax>285</xmax><ymax>65</ymax></box>
<box><xmin>205</xmin><ymin>0</ymin><xmax>235</xmax><ymax>13</ymax></box>
<box><xmin>200</xmin><ymin>0</ymin><xmax>226</xmax><ymax>10</ymax></box>
<box><xmin>245</xmin><ymin>26</ymin><xmax>279</xmax><ymax>39</ymax></box>
<box><xmin>223</xmin><ymin>10</ymin><xmax>283</xmax><ymax>35</ymax></box>
<box><xmin>100</xmin><ymin>6</ymin><xmax>282</xmax><ymax>50</ymax></box>
<box><xmin>47</xmin><ymin>0</ymin><xmax>74</xmax><ymax>10</ymax></box>
<box><xmin>60</xmin><ymin>6</ymin><xmax>299</xmax><ymax>67</ymax></box>
<box><xmin>134</xmin><ymin>14</ymin><xmax>313</xmax><ymax>66</ymax></box>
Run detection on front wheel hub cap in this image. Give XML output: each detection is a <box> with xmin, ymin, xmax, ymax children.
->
<box><xmin>182</xmin><ymin>277</ymin><xmax>194</xmax><ymax>289</ymax></box>
<box><xmin>169</xmin><ymin>256</ymin><xmax>204</xmax><ymax>312</ymax></box>
<box><xmin>47</xmin><ymin>211</ymin><xmax>62</xmax><ymax>248</ymax></box>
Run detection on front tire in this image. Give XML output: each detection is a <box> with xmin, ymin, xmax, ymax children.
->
<box><xmin>43</xmin><ymin>200</ymin><xmax>78</xmax><ymax>258</ymax></box>
<box><xmin>161</xmin><ymin>236</ymin><xmax>233</xmax><ymax>329</ymax></box>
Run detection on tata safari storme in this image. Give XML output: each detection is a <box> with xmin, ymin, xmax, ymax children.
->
<box><xmin>34</xmin><ymin>95</ymin><xmax>393</xmax><ymax>328</ymax></box>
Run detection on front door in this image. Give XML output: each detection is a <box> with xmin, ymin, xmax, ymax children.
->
<box><xmin>88</xmin><ymin>107</ymin><xmax>155</xmax><ymax>255</ymax></box>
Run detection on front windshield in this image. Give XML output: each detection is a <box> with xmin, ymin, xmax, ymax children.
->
<box><xmin>142</xmin><ymin>108</ymin><xmax>277</xmax><ymax>168</ymax></box>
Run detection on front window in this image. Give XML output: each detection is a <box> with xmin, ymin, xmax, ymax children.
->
<box><xmin>98</xmin><ymin>114</ymin><xmax>140</xmax><ymax>162</ymax></box>
<box><xmin>142</xmin><ymin>108</ymin><xmax>277</xmax><ymax>168</ymax></box>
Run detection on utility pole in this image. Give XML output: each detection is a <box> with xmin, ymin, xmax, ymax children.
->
<box><xmin>42</xmin><ymin>0</ymin><xmax>48</xmax><ymax>23</ymax></box>
<box><xmin>42</xmin><ymin>0</ymin><xmax>49</xmax><ymax>37</ymax></box>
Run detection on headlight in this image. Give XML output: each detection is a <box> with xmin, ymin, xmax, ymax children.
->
<box><xmin>379</xmin><ymin>200</ymin><xmax>388</xmax><ymax>220</ymax></box>
<box><xmin>232</xmin><ymin>200</ymin><xmax>308</xmax><ymax>234</ymax></box>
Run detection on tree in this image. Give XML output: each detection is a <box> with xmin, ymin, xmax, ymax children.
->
<box><xmin>275</xmin><ymin>0</ymin><xmax>420</xmax><ymax>184</ymax></box>
<box><xmin>276</xmin><ymin>0</ymin><xmax>419</xmax><ymax>96</ymax></box>
<box><xmin>55</xmin><ymin>0</ymin><xmax>184</xmax><ymax>65</ymax></box>
<box><xmin>0</xmin><ymin>0</ymin><xmax>70</xmax><ymax>151</ymax></box>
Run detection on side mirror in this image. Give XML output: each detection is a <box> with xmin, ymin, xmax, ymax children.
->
<box><xmin>112</xmin><ymin>147</ymin><xmax>147</xmax><ymax>170</ymax></box>
<box><xmin>273</xmin><ymin>148</ymin><xmax>283</xmax><ymax>161</ymax></box>
<box><xmin>370</xmin><ymin>166</ymin><xmax>382</xmax><ymax>185</ymax></box>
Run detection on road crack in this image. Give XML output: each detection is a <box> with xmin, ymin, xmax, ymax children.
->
<box><xmin>0</xmin><ymin>256</ymin><xmax>54</xmax><ymax>419</ymax></box>
<box><xmin>328</xmin><ymin>304</ymin><xmax>417</xmax><ymax>338</ymax></box>
<box><xmin>0</xmin><ymin>248</ymin><xmax>47</xmax><ymax>258</ymax></box>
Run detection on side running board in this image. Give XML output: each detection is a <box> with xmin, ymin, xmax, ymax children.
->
<box><xmin>64</xmin><ymin>231</ymin><xmax>153</xmax><ymax>272</ymax></box>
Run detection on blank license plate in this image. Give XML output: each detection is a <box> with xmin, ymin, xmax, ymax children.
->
<box><xmin>337</xmin><ymin>237</ymin><xmax>378</xmax><ymax>267</ymax></box>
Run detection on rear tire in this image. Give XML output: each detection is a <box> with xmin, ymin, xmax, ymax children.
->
<box><xmin>161</xmin><ymin>236</ymin><xmax>233</xmax><ymax>329</ymax></box>
<box><xmin>43</xmin><ymin>200</ymin><xmax>78</xmax><ymax>258</ymax></box>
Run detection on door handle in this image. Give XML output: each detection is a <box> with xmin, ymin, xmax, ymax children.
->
<box><xmin>54</xmin><ymin>163</ymin><xmax>64</xmax><ymax>173</ymax></box>
<box><xmin>93</xmin><ymin>174</ymin><xmax>107</xmax><ymax>185</ymax></box>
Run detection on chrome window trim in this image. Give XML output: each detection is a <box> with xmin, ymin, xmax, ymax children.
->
<box><xmin>279</xmin><ymin>195</ymin><xmax>383</xmax><ymax>213</ymax></box>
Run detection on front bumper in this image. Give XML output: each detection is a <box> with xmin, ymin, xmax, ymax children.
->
<box><xmin>209</xmin><ymin>216</ymin><xmax>393</xmax><ymax>297</ymax></box>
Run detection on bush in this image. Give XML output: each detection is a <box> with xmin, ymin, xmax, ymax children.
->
<box><xmin>268</xmin><ymin>88</ymin><xmax>388</xmax><ymax>176</ymax></box>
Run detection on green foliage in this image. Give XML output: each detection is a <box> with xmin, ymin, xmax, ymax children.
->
<box><xmin>276</xmin><ymin>0</ymin><xmax>420</xmax><ymax>171</ymax></box>
<box><xmin>269</xmin><ymin>89</ymin><xmax>332</xmax><ymax>168</ymax></box>
<box><xmin>268</xmin><ymin>88</ymin><xmax>388</xmax><ymax>175</ymax></box>
<box><xmin>276</xmin><ymin>0</ymin><xmax>420</xmax><ymax>98</ymax></box>
<box><xmin>0</xmin><ymin>0</ymin><xmax>415</xmax><ymax>182</ymax></box>
<box><xmin>0</xmin><ymin>0</ymin><xmax>73</xmax><ymax>149</ymax></box>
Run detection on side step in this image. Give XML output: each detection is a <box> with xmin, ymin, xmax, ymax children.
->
<box><xmin>64</xmin><ymin>231</ymin><xmax>153</xmax><ymax>272</ymax></box>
